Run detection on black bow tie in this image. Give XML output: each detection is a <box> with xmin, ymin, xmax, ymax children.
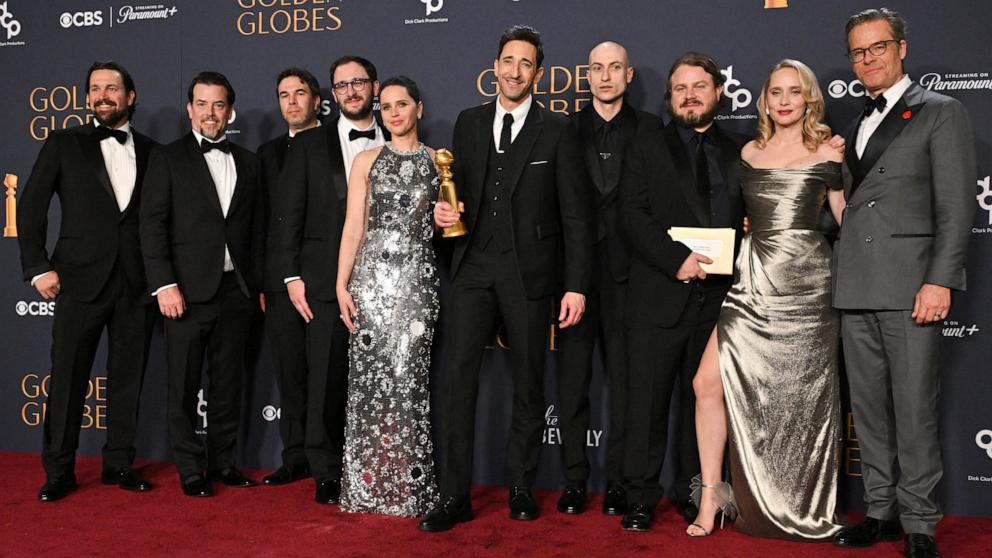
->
<box><xmin>863</xmin><ymin>95</ymin><xmax>888</xmax><ymax>117</ymax></box>
<box><xmin>94</xmin><ymin>126</ymin><xmax>128</xmax><ymax>145</ymax></box>
<box><xmin>348</xmin><ymin>128</ymin><xmax>376</xmax><ymax>142</ymax></box>
<box><xmin>201</xmin><ymin>138</ymin><xmax>231</xmax><ymax>154</ymax></box>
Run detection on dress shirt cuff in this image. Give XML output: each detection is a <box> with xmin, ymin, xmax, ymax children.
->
<box><xmin>30</xmin><ymin>271</ymin><xmax>55</xmax><ymax>286</ymax></box>
<box><xmin>152</xmin><ymin>283</ymin><xmax>178</xmax><ymax>296</ymax></box>
<box><xmin>283</xmin><ymin>276</ymin><xmax>301</xmax><ymax>285</ymax></box>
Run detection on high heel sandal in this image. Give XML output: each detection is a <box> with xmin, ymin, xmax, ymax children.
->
<box><xmin>686</xmin><ymin>474</ymin><xmax>738</xmax><ymax>537</ymax></box>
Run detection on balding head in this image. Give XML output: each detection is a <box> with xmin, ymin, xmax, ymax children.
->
<box><xmin>587</xmin><ymin>41</ymin><xmax>633</xmax><ymax>106</ymax></box>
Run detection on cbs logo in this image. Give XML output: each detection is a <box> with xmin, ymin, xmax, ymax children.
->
<box><xmin>15</xmin><ymin>300</ymin><xmax>56</xmax><ymax>316</ymax></box>
<box><xmin>262</xmin><ymin>405</ymin><xmax>281</xmax><ymax>421</ymax></box>
<box><xmin>828</xmin><ymin>79</ymin><xmax>866</xmax><ymax>99</ymax></box>
<box><xmin>60</xmin><ymin>11</ymin><xmax>103</xmax><ymax>28</ymax></box>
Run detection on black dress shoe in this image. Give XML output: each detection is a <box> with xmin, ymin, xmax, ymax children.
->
<box><xmin>556</xmin><ymin>481</ymin><xmax>587</xmax><ymax>514</ymax></box>
<box><xmin>38</xmin><ymin>475</ymin><xmax>77</xmax><ymax>502</ymax></box>
<box><xmin>621</xmin><ymin>503</ymin><xmax>655</xmax><ymax>532</ymax></box>
<box><xmin>418</xmin><ymin>496</ymin><xmax>474</xmax><ymax>532</ymax></box>
<box><xmin>905</xmin><ymin>534</ymin><xmax>940</xmax><ymax>558</ymax></box>
<box><xmin>833</xmin><ymin>516</ymin><xmax>903</xmax><ymax>547</ymax></box>
<box><xmin>602</xmin><ymin>482</ymin><xmax>627</xmax><ymax>515</ymax></box>
<box><xmin>102</xmin><ymin>467</ymin><xmax>152</xmax><ymax>492</ymax></box>
<box><xmin>262</xmin><ymin>464</ymin><xmax>311</xmax><ymax>486</ymax></box>
<box><xmin>314</xmin><ymin>479</ymin><xmax>341</xmax><ymax>504</ymax></box>
<box><xmin>676</xmin><ymin>499</ymin><xmax>699</xmax><ymax>525</ymax></box>
<box><xmin>208</xmin><ymin>467</ymin><xmax>256</xmax><ymax>488</ymax></box>
<box><xmin>509</xmin><ymin>486</ymin><xmax>539</xmax><ymax>520</ymax></box>
<box><xmin>181</xmin><ymin>476</ymin><xmax>213</xmax><ymax>497</ymax></box>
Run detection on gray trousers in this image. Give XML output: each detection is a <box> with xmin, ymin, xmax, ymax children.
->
<box><xmin>841</xmin><ymin>310</ymin><xmax>942</xmax><ymax>535</ymax></box>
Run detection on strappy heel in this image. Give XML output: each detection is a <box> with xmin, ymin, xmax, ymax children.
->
<box><xmin>686</xmin><ymin>474</ymin><xmax>738</xmax><ymax>537</ymax></box>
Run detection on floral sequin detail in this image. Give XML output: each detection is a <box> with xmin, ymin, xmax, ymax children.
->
<box><xmin>339</xmin><ymin>142</ymin><xmax>440</xmax><ymax>517</ymax></box>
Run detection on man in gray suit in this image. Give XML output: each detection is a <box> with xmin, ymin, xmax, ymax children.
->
<box><xmin>831</xmin><ymin>9</ymin><xmax>975</xmax><ymax>558</ymax></box>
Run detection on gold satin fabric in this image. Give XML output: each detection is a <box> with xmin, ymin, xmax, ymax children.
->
<box><xmin>718</xmin><ymin>161</ymin><xmax>843</xmax><ymax>540</ymax></box>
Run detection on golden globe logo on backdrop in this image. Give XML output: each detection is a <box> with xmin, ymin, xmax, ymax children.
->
<box><xmin>476</xmin><ymin>62</ymin><xmax>593</xmax><ymax>116</ymax></box>
<box><xmin>20</xmin><ymin>373</ymin><xmax>108</xmax><ymax>429</ymax></box>
<box><xmin>28</xmin><ymin>84</ymin><xmax>92</xmax><ymax>141</ymax></box>
<box><xmin>236</xmin><ymin>0</ymin><xmax>343</xmax><ymax>36</ymax></box>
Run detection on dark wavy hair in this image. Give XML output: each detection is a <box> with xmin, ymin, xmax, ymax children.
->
<box><xmin>85</xmin><ymin>60</ymin><xmax>137</xmax><ymax>118</ymax></box>
<box><xmin>275</xmin><ymin>67</ymin><xmax>320</xmax><ymax>98</ymax></box>
<box><xmin>498</xmin><ymin>25</ymin><xmax>544</xmax><ymax>67</ymax></box>
<box><xmin>187</xmin><ymin>71</ymin><xmax>235</xmax><ymax>105</ymax></box>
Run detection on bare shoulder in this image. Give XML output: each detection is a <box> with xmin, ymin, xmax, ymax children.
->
<box><xmin>815</xmin><ymin>141</ymin><xmax>844</xmax><ymax>163</ymax></box>
<box><xmin>425</xmin><ymin>146</ymin><xmax>436</xmax><ymax>158</ymax></box>
<box><xmin>740</xmin><ymin>140</ymin><xmax>761</xmax><ymax>163</ymax></box>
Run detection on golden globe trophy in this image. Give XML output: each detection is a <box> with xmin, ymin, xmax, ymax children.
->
<box><xmin>434</xmin><ymin>148</ymin><xmax>467</xmax><ymax>238</ymax></box>
<box><xmin>3</xmin><ymin>174</ymin><xmax>17</xmax><ymax>238</ymax></box>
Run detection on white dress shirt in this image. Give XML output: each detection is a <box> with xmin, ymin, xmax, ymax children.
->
<box><xmin>337</xmin><ymin>117</ymin><xmax>384</xmax><ymax>182</ymax></box>
<box><xmin>152</xmin><ymin>131</ymin><xmax>238</xmax><ymax>296</ymax></box>
<box><xmin>493</xmin><ymin>95</ymin><xmax>533</xmax><ymax>153</ymax></box>
<box><xmin>856</xmin><ymin>74</ymin><xmax>912</xmax><ymax>158</ymax></box>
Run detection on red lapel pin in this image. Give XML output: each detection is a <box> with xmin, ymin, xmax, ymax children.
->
<box><xmin>902</xmin><ymin>110</ymin><xmax>913</xmax><ymax>119</ymax></box>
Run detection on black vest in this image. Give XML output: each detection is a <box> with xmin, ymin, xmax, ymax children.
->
<box><xmin>472</xmin><ymin>144</ymin><xmax>514</xmax><ymax>252</ymax></box>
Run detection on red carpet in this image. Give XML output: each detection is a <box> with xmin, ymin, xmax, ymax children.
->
<box><xmin>0</xmin><ymin>452</ymin><xmax>988</xmax><ymax>557</ymax></box>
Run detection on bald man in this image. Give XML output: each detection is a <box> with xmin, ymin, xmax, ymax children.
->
<box><xmin>556</xmin><ymin>42</ymin><xmax>662</xmax><ymax>516</ymax></box>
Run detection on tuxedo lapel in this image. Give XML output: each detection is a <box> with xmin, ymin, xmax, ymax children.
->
<box><xmin>77</xmin><ymin>125</ymin><xmax>118</xmax><ymax>205</ymax></box>
<box><xmin>468</xmin><ymin>104</ymin><xmax>495</xmax><ymax>215</ymax></box>
<box><xmin>577</xmin><ymin>109</ymin><xmax>606</xmax><ymax>195</ymax></box>
<box><xmin>228</xmin><ymin>147</ymin><xmax>249</xmax><ymax>216</ymax></box>
<box><xmin>843</xmin><ymin>118</ymin><xmax>861</xmax><ymax>198</ymax></box>
<box><xmin>184</xmin><ymin>133</ymin><xmax>225</xmax><ymax>217</ymax></box>
<box><xmin>120</xmin><ymin>130</ymin><xmax>152</xmax><ymax>220</ymax></box>
<box><xmin>663</xmin><ymin>124</ymin><xmax>708</xmax><ymax>226</ymax></box>
<box><xmin>325</xmin><ymin>120</ymin><xmax>348</xmax><ymax>201</ymax></box>
<box><xmin>713</xmin><ymin>125</ymin><xmax>743</xmax><ymax>224</ymax></box>
<box><xmin>852</xmin><ymin>83</ymin><xmax>927</xmax><ymax>195</ymax></box>
<box><xmin>505</xmin><ymin>105</ymin><xmax>544</xmax><ymax>197</ymax></box>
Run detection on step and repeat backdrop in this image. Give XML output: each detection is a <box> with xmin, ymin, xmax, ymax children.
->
<box><xmin>0</xmin><ymin>1</ymin><xmax>989</xmax><ymax>515</ymax></box>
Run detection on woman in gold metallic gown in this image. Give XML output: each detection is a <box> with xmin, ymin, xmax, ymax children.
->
<box><xmin>687</xmin><ymin>60</ymin><xmax>846</xmax><ymax>540</ymax></box>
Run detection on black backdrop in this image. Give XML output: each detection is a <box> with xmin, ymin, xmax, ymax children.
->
<box><xmin>1</xmin><ymin>0</ymin><xmax>989</xmax><ymax>517</ymax></box>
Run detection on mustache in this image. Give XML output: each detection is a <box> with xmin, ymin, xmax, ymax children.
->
<box><xmin>680</xmin><ymin>100</ymin><xmax>703</xmax><ymax>108</ymax></box>
<box><xmin>94</xmin><ymin>100</ymin><xmax>117</xmax><ymax>107</ymax></box>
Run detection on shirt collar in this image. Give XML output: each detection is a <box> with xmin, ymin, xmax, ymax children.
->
<box><xmin>676</xmin><ymin>121</ymin><xmax>717</xmax><ymax>145</ymax></box>
<box><xmin>876</xmin><ymin>74</ymin><xmax>913</xmax><ymax>105</ymax></box>
<box><xmin>495</xmin><ymin>94</ymin><xmax>533</xmax><ymax>126</ymax></box>
<box><xmin>93</xmin><ymin>119</ymin><xmax>131</xmax><ymax>136</ymax></box>
<box><xmin>192</xmin><ymin>130</ymin><xmax>228</xmax><ymax>146</ymax></box>
<box><xmin>289</xmin><ymin>119</ymin><xmax>320</xmax><ymax>139</ymax></box>
<box><xmin>338</xmin><ymin>116</ymin><xmax>378</xmax><ymax>136</ymax></box>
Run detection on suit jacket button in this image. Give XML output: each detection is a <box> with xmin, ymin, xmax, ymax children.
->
<box><xmin>878</xmin><ymin>167</ymin><xmax>886</xmax><ymax>174</ymax></box>
<box><xmin>865</xmin><ymin>235</ymin><xmax>873</xmax><ymax>242</ymax></box>
<box><xmin>867</xmin><ymin>200</ymin><xmax>876</xmax><ymax>207</ymax></box>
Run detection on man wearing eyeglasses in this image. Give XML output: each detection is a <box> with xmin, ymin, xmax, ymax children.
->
<box><xmin>271</xmin><ymin>55</ymin><xmax>386</xmax><ymax>506</ymax></box>
<box><xmin>554</xmin><ymin>41</ymin><xmax>662</xmax><ymax>518</ymax></box>
<box><xmin>832</xmin><ymin>9</ymin><xmax>975</xmax><ymax>558</ymax></box>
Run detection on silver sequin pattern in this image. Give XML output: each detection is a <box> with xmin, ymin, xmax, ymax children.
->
<box><xmin>339</xmin><ymin>142</ymin><xmax>440</xmax><ymax>516</ymax></box>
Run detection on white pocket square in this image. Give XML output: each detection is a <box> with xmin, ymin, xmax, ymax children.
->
<box><xmin>529</xmin><ymin>160</ymin><xmax>548</xmax><ymax>165</ymax></box>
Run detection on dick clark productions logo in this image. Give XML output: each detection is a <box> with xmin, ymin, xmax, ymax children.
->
<box><xmin>977</xmin><ymin>430</ymin><xmax>992</xmax><ymax>459</ymax></box>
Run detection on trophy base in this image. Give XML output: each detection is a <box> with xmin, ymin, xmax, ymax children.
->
<box><xmin>443</xmin><ymin>221</ymin><xmax>468</xmax><ymax>238</ymax></box>
<box><xmin>3</xmin><ymin>227</ymin><xmax>16</xmax><ymax>238</ymax></box>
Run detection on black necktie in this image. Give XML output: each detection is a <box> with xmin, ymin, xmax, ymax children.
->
<box><xmin>693</xmin><ymin>132</ymin><xmax>712</xmax><ymax>221</ymax></box>
<box><xmin>94</xmin><ymin>126</ymin><xmax>127</xmax><ymax>145</ymax></box>
<box><xmin>863</xmin><ymin>94</ymin><xmax>888</xmax><ymax>117</ymax></box>
<box><xmin>597</xmin><ymin>120</ymin><xmax>615</xmax><ymax>160</ymax></box>
<box><xmin>499</xmin><ymin>113</ymin><xmax>514</xmax><ymax>154</ymax></box>
<box><xmin>201</xmin><ymin>138</ymin><xmax>231</xmax><ymax>154</ymax></box>
<box><xmin>349</xmin><ymin>128</ymin><xmax>376</xmax><ymax>142</ymax></box>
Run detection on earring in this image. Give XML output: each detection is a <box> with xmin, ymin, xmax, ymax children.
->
<box><xmin>805</xmin><ymin>107</ymin><xmax>811</xmax><ymax>116</ymax></box>
<box><xmin>765</xmin><ymin>107</ymin><xmax>770</xmax><ymax>115</ymax></box>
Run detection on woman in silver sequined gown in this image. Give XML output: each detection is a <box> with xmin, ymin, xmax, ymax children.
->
<box><xmin>335</xmin><ymin>77</ymin><xmax>439</xmax><ymax>516</ymax></box>
<box><xmin>688</xmin><ymin>60</ymin><xmax>846</xmax><ymax>540</ymax></box>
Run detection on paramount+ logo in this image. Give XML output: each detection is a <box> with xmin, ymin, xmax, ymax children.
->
<box><xmin>15</xmin><ymin>300</ymin><xmax>56</xmax><ymax>317</ymax></box>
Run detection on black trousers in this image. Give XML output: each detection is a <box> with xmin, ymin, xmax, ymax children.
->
<box><xmin>623</xmin><ymin>281</ymin><xmax>727</xmax><ymax>507</ymax></box>
<box><xmin>302</xmin><ymin>297</ymin><xmax>350</xmax><ymax>483</ymax></box>
<box><xmin>42</xmin><ymin>268</ymin><xmax>155</xmax><ymax>479</ymax></box>
<box><xmin>165</xmin><ymin>273</ymin><xmax>254</xmax><ymax>481</ymax></box>
<box><xmin>439</xmin><ymin>241</ymin><xmax>551</xmax><ymax>497</ymax></box>
<box><xmin>264</xmin><ymin>290</ymin><xmax>309</xmax><ymax>470</ymax></box>
<box><xmin>556</xmin><ymin>242</ymin><xmax>628</xmax><ymax>483</ymax></box>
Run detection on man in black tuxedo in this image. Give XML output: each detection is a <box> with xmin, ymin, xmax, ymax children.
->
<box><xmin>556</xmin><ymin>41</ymin><xmax>662</xmax><ymax>516</ymax></box>
<box><xmin>420</xmin><ymin>25</ymin><xmax>593</xmax><ymax>532</ymax></box>
<box><xmin>18</xmin><ymin>61</ymin><xmax>158</xmax><ymax>501</ymax></box>
<box><xmin>272</xmin><ymin>55</ymin><xmax>385</xmax><ymax>504</ymax></box>
<box><xmin>257</xmin><ymin>68</ymin><xmax>322</xmax><ymax>487</ymax></box>
<box><xmin>140</xmin><ymin>71</ymin><xmax>262</xmax><ymax>497</ymax></box>
<box><xmin>618</xmin><ymin>52</ymin><xmax>746</xmax><ymax>531</ymax></box>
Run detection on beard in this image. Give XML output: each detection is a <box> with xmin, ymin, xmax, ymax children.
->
<box><xmin>339</xmin><ymin>94</ymin><xmax>373</xmax><ymax>121</ymax></box>
<box><xmin>91</xmin><ymin>101</ymin><xmax>129</xmax><ymax>128</ymax></box>
<box><xmin>669</xmin><ymin>100</ymin><xmax>719</xmax><ymax>129</ymax></box>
